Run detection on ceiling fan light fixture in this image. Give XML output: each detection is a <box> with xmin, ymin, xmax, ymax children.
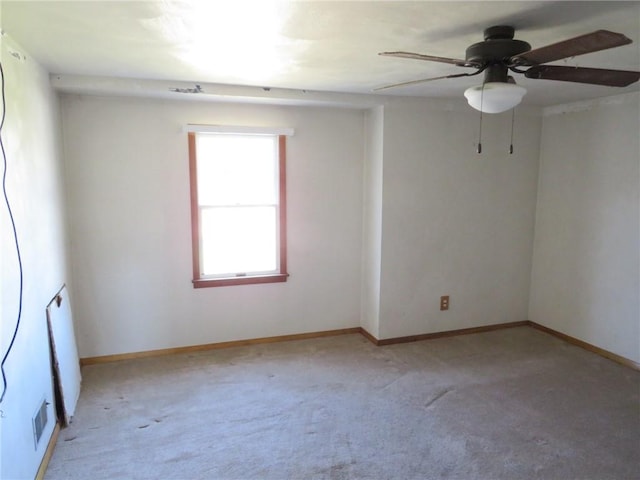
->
<box><xmin>464</xmin><ymin>82</ymin><xmax>527</xmax><ymax>113</ymax></box>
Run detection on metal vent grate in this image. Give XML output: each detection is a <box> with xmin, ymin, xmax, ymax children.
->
<box><xmin>32</xmin><ymin>398</ymin><xmax>48</xmax><ymax>448</ymax></box>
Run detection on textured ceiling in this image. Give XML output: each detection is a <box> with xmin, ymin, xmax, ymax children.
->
<box><xmin>2</xmin><ymin>1</ymin><xmax>639</xmax><ymax>106</ymax></box>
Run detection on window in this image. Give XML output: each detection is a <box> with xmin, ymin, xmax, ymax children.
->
<box><xmin>188</xmin><ymin>127</ymin><xmax>290</xmax><ymax>288</ymax></box>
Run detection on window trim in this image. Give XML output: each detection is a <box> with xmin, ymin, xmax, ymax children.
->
<box><xmin>188</xmin><ymin>132</ymin><xmax>288</xmax><ymax>288</ymax></box>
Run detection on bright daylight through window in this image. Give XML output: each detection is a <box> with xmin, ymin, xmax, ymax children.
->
<box><xmin>188</xmin><ymin>128</ymin><xmax>289</xmax><ymax>287</ymax></box>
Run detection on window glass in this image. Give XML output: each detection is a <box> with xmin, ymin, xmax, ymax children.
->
<box><xmin>200</xmin><ymin>206</ymin><xmax>277</xmax><ymax>276</ymax></box>
<box><xmin>196</xmin><ymin>134</ymin><xmax>277</xmax><ymax>206</ymax></box>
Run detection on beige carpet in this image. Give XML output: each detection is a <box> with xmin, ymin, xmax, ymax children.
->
<box><xmin>45</xmin><ymin>327</ymin><xmax>639</xmax><ymax>479</ymax></box>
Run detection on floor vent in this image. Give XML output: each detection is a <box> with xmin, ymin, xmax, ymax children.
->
<box><xmin>33</xmin><ymin>398</ymin><xmax>48</xmax><ymax>448</ymax></box>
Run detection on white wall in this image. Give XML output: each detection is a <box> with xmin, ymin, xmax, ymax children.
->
<box><xmin>530</xmin><ymin>92</ymin><xmax>640</xmax><ymax>364</ymax></box>
<box><xmin>0</xmin><ymin>35</ymin><xmax>69</xmax><ymax>479</ymax></box>
<box><xmin>61</xmin><ymin>95</ymin><xmax>364</xmax><ymax>358</ymax></box>
<box><xmin>57</xmin><ymin>70</ymin><xmax>639</xmax><ymax>372</ymax></box>
<box><xmin>378</xmin><ymin>98</ymin><xmax>541</xmax><ymax>339</ymax></box>
<box><xmin>62</xmin><ymin>93</ymin><xmax>544</xmax><ymax>358</ymax></box>
<box><xmin>361</xmin><ymin>106</ymin><xmax>384</xmax><ymax>338</ymax></box>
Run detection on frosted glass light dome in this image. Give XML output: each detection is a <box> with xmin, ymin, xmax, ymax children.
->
<box><xmin>464</xmin><ymin>82</ymin><xmax>527</xmax><ymax>113</ymax></box>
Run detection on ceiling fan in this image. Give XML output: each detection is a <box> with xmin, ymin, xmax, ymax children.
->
<box><xmin>377</xmin><ymin>26</ymin><xmax>640</xmax><ymax>113</ymax></box>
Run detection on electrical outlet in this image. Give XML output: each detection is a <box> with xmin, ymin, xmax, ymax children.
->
<box><xmin>440</xmin><ymin>295</ymin><xmax>450</xmax><ymax>311</ymax></box>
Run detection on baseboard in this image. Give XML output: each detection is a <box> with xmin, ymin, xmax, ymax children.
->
<box><xmin>527</xmin><ymin>321</ymin><xmax>640</xmax><ymax>371</ymax></box>
<box><xmin>358</xmin><ymin>327</ymin><xmax>379</xmax><ymax>345</ymax></box>
<box><xmin>362</xmin><ymin>321</ymin><xmax>530</xmax><ymax>346</ymax></box>
<box><xmin>35</xmin><ymin>421</ymin><xmax>60</xmax><ymax>480</ymax></box>
<box><xmin>80</xmin><ymin>322</ymin><xmax>639</xmax><ymax>372</ymax></box>
<box><xmin>80</xmin><ymin>327</ymin><xmax>362</xmax><ymax>365</ymax></box>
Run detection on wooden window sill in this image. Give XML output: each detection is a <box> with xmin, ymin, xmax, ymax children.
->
<box><xmin>193</xmin><ymin>273</ymin><xmax>289</xmax><ymax>288</ymax></box>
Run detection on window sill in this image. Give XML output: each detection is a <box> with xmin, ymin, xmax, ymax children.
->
<box><xmin>193</xmin><ymin>273</ymin><xmax>289</xmax><ymax>289</ymax></box>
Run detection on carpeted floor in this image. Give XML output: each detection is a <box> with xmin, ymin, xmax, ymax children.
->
<box><xmin>45</xmin><ymin>327</ymin><xmax>639</xmax><ymax>480</ymax></box>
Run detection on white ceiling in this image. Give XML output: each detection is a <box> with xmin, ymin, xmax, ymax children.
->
<box><xmin>2</xmin><ymin>1</ymin><xmax>639</xmax><ymax>106</ymax></box>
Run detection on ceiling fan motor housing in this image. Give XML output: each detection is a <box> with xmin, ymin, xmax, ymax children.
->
<box><xmin>465</xmin><ymin>26</ymin><xmax>531</xmax><ymax>82</ymax></box>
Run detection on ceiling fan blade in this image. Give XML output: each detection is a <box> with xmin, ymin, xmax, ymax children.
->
<box><xmin>525</xmin><ymin>65</ymin><xmax>640</xmax><ymax>87</ymax></box>
<box><xmin>379</xmin><ymin>51</ymin><xmax>471</xmax><ymax>67</ymax></box>
<box><xmin>511</xmin><ymin>30</ymin><xmax>632</xmax><ymax>66</ymax></box>
<box><xmin>373</xmin><ymin>72</ymin><xmax>480</xmax><ymax>92</ymax></box>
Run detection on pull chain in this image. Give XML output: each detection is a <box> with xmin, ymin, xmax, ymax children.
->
<box><xmin>509</xmin><ymin>108</ymin><xmax>516</xmax><ymax>154</ymax></box>
<box><xmin>477</xmin><ymin>84</ymin><xmax>484</xmax><ymax>154</ymax></box>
